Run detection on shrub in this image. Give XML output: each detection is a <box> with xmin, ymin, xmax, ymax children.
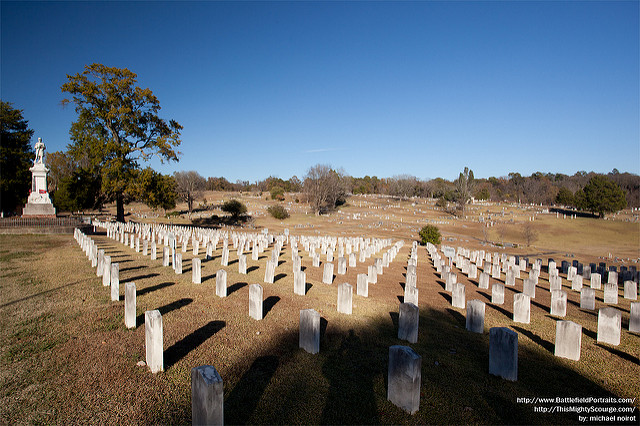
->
<box><xmin>221</xmin><ymin>199</ymin><xmax>247</xmax><ymax>219</ymax></box>
<box><xmin>267</xmin><ymin>205</ymin><xmax>290</xmax><ymax>220</ymax></box>
<box><xmin>270</xmin><ymin>186</ymin><xmax>285</xmax><ymax>201</ymax></box>
<box><xmin>419</xmin><ymin>224</ymin><xmax>441</xmax><ymax>245</ymax></box>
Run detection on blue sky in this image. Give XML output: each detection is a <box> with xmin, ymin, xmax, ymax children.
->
<box><xmin>2</xmin><ymin>1</ymin><xmax>638</xmax><ymax>183</ymax></box>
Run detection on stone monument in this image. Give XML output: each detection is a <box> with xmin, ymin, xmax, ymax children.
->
<box><xmin>23</xmin><ymin>138</ymin><xmax>56</xmax><ymax>216</ymax></box>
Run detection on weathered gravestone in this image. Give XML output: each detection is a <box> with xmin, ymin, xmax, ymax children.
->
<box><xmin>191</xmin><ymin>365</ymin><xmax>223</xmax><ymax>425</ymax></box>
<box><xmin>479</xmin><ymin>272</ymin><xmax>490</xmax><ymax>290</ymax></box>
<box><xmin>175</xmin><ymin>253</ymin><xmax>183</xmax><ymax>274</ymax></box>
<box><xmin>398</xmin><ymin>303</ymin><xmax>419</xmax><ymax>343</ymax></box>
<box><xmin>554</xmin><ymin>320</ymin><xmax>581</xmax><ymax>361</ymax></box>
<box><xmin>452</xmin><ymin>282</ymin><xmax>465</xmax><ymax>309</ymax></box>
<box><xmin>489</xmin><ymin>327</ymin><xmax>518</xmax><ymax>381</ymax></box>
<box><xmin>145</xmin><ymin>310</ymin><xmax>163</xmax><ymax>373</ymax></box>
<box><xmin>294</xmin><ymin>271</ymin><xmax>306</xmax><ymax>296</ymax></box>
<box><xmin>580</xmin><ymin>287</ymin><xmax>595</xmax><ymax>310</ymax></box>
<box><xmin>630</xmin><ymin>302</ymin><xmax>640</xmax><ymax>333</ymax></box>
<box><xmin>624</xmin><ymin>281</ymin><xmax>638</xmax><ymax>300</ymax></box>
<box><xmin>299</xmin><ymin>309</ymin><xmax>320</xmax><ymax>354</ymax></box>
<box><xmin>513</xmin><ymin>293</ymin><xmax>531</xmax><ymax>324</ymax></box>
<box><xmin>249</xmin><ymin>284</ymin><xmax>263</xmax><ymax>320</ymax></box>
<box><xmin>238</xmin><ymin>254</ymin><xmax>247</xmax><ymax>274</ymax></box>
<box><xmin>466</xmin><ymin>299</ymin><xmax>485</xmax><ymax>334</ymax></box>
<box><xmin>337</xmin><ymin>283</ymin><xmax>353</xmax><ymax>314</ymax></box>
<box><xmin>597</xmin><ymin>307</ymin><xmax>621</xmax><ymax>346</ymax></box>
<box><xmin>124</xmin><ymin>282</ymin><xmax>136</xmax><ymax>329</ymax></box>
<box><xmin>523</xmin><ymin>278</ymin><xmax>536</xmax><ymax>299</ymax></box>
<box><xmin>264</xmin><ymin>260</ymin><xmax>276</xmax><ymax>284</ymax></box>
<box><xmin>102</xmin><ymin>255</ymin><xmax>111</xmax><ymax>287</ymax></box>
<box><xmin>550</xmin><ymin>290</ymin><xmax>567</xmax><ymax>317</ymax></box>
<box><xmin>323</xmin><ymin>263</ymin><xmax>334</xmax><ymax>284</ymax></box>
<box><xmin>357</xmin><ymin>273</ymin><xmax>368</xmax><ymax>297</ymax></box>
<box><xmin>216</xmin><ymin>270</ymin><xmax>227</xmax><ymax>298</ymax></box>
<box><xmin>388</xmin><ymin>345</ymin><xmax>421</xmax><ymax>414</ymax></box>
<box><xmin>110</xmin><ymin>263</ymin><xmax>119</xmax><ymax>301</ymax></box>
<box><xmin>404</xmin><ymin>284</ymin><xmax>418</xmax><ymax>306</ymax></box>
<box><xmin>192</xmin><ymin>258</ymin><xmax>202</xmax><ymax>284</ymax></box>
<box><xmin>604</xmin><ymin>283</ymin><xmax>618</xmax><ymax>304</ymax></box>
<box><xmin>492</xmin><ymin>283</ymin><xmax>505</xmax><ymax>305</ymax></box>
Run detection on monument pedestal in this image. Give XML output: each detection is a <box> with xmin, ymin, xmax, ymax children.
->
<box><xmin>22</xmin><ymin>162</ymin><xmax>56</xmax><ymax>217</ymax></box>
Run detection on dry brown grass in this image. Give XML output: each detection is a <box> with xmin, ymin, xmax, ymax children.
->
<box><xmin>1</xmin><ymin>194</ymin><xmax>639</xmax><ymax>424</ymax></box>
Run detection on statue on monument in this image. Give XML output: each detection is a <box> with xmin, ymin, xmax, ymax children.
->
<box><xmin>34</xmin><ymin>137</ymin><xmax>45</xmax><ymax>164</ymax></box>
<box><xmin>22</xmin><ymin>137</ymin><xmax>56</xmax><ymax>216</ymax></box>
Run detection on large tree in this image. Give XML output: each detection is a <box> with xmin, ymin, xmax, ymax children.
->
<box><xmin>304</xmin><ymin>164</ymin><xmax>348</xmax><ymax>214</ymax></box>
<box><xmin>454</xmin><ymin>166</ymin><xmax>475</xmax><ymax>214</ymax></box>
<box><xmin>576</xmin><ymin>175</ymin><xmax>626</xmax><ymax>218</ymax></box>
<box><xmin>0</xmin><ymin>101</ymin><xmax>34</xmax><ymax>215</ymax></box>
<box><xmin>61</xmin><ymin>63</ymin><xmax>182</xmax><ymax>222</ymax></box>
<box><xmin>173</xmin><ymin>170</ymin><xmax>205</xmax><ymax>215</ymax></box>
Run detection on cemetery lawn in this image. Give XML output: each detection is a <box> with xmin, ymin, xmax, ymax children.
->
<box><xmin>1</xmin><ymin>227</ymin><xmax>638</xmax><ymax>424</ymax></box>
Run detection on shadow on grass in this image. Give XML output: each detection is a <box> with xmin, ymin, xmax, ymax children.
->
<box><xmin>263</xmin><ymin>296</ymin><xmax>280</xmax><ymax>317</ymax></box>
<box><xmin>247</xmin><ymin>265</ymin><xmax>259</xmax><ymax>273</ymax></box>
<box><xmin>120</xmin><ymin>265</ymin><xmax>145</xmax><ymax>273</ymax></box>
<box><xmin>439</xmin><ymin>291</ymin><xmax>452</xmax><ymax>304</ymax></box>
<box><xmin>123</xmin><ymin>272</ymin><xmax>159</xmax><ymax>283</ymax></box>
<box><xmin>164</xmin><ymin>320</ymin><xmax>225</xmax><ymax>369</ymax></box>
<box><xmin>136</xmin><ymin>298</ymin><xmax>193</xmax><ymax>327</ymax></box>
<box><xmin>486</xmin><ymin>302</ymin><xmax>512</xmax><ymax>320</ymax></box>
<box><xmin>446</xmin><ymin>308</ymin><xmax>466</xmax><ymax>327</ymax></box>
<box><xmin>274</xmin><ymin>273</ymin><xmax>287</xmax><ymax>283</ymax></box>
<box><xmin>512</xmin><ymin>325</ymin><xmax>554</xmax><ymax>354</ymax></box>
<box><xmin>228</xmin><ymin>282</ymin><xmax>247</xmax><ymax>296</ymax></box>
<box><xmin>596</xmin><ymin>343</ymin><xmax>640</xmax><ymax>366</ymax></box>
<box><xmin>225</xmin><ymin>355</ymin><xmax>280</xmax><ymax>424</ymax></box>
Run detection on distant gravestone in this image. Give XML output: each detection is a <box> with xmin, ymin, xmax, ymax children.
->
<box><xmin>238</xmin><ymin>254</ymin><xmax>247</xmax><ymax>274</ymax></box>
<box><xmin>387</xmin><ymin>345</ymin><xmax>421</xmax><ymax>414</ymax></box>
<box><xmin>294</xmin><ymin>271</ymin><xmax>306</xmax><ymax>296</ymax></box>
<box><xmin>221</xmin><ymin>248</ymin><xmax>229</xmax><ymax>266</ymax></box>
<box><xmin>175</xmin><ymin>253</ymin><xmax>183</xmax><ymax>274</ymax></box>
<box><xmin>145</xmin><ymin>310</ymin><xmax>163</xmax><ymax>373</ymax></box>
<box><xmin>597</xmin><ymin>307</ymin><xmax>621</xmax><ymax>346</ymax></box>
<box><xmin>368</xmin><ymin>265</ymin><xmax>377</xmax><ymax>284</ymax></box>
<box><xmin>489</xmin><ymin>327</ymin><xmax>517</xmax><ymax>381</ymax></box>
<box><xmin>624</xmin><ymin>281</ymin><xmax>637</xmax><ymax>300</ymax></box>
<box><xmin>549</xmin><ymin>275</ymin><xmax>562</xmax><ymax>291</ymax></box>
<box><xmin>337</xmin><ymin>283</ymin><xmax>353</xmax><ymax>314</ymax></box>
<box><xmin>523</xmin><ymin>278</ymin><xmax>536</xmax><ymax>299</ymax></box>
<box><xmin>491</xmin><ymin>283</ymin><xmax>505</xmax><ymax>305</ymax></box>
<box><xmin>445</xmin><ymin>272</ymin><xmax>457</xmax><ymax>292</ymax></box>
<box><xmin>323</xmin><ymin>263</ymin><xmax>334</xmax><ymax>284</ymax></box>
<box><xmin>452</xmin><ymin>282</ymin><xmax>465</xmax><ymax>309</ymax></box>
<box><xmin>571</xmin><ymin>275</ymin><xmax>583</xmax><ymax>291</ymax></box>
<box><xmin>264</xmin><ymin>260</ymin><xmax>276</xmax><ymax>284</ymax></box>
<box><xmin>299</xmin><ymin>309</ymin><xmax>320</xmax><ymax>354</ymax></box>
<box><xmin>124</xmin><ymin>282</ymin><xmax>136</xmax><ymax>329</ymax></box>
<box><xmin>192</xmin><ymin>258</ymin><xmax>202</xmax><ymax>284</ymax></box>
<box><xmin>555</xmin><ymin>320</ymin><xmax>582</xmax><ymax>361</ymax></box>
<box><xmin>216</xmin><ymin>270</ymin><xmax>227</xmax><ymax>298</ymax></box>
<box><xmin>398</xmin><ymin>303</ymin><xmax>419</xmax><ymax>343</ymax></box>
<box><xmin>102</xmin><ymin>255</ymin><xmax>111</xmax><ymax>287</ymax></box>
<box><xmin>191</xmin><ymin>365</ymin><xmax>223</xmax><ymax>426</ymax></box>
<box><xmin>513</xmin><ymin>293</ymin><xmax>531</xmax><ymax>324</ymax></box>
<box><xmin>466</xmin><ymin>299</ymin><xmax>485</xmax><ymax>334</ymax></box>
<box><xmin>604</xmin><ymin>283</ymin><xmax>618</xmax><ymax>304</ymax></box>
<box><xmin>337</xmin><ymin>257</ymin><xmax>347</xmax><ymax>275</ymax></box>
<box><xmin>110</xmin><ymin>263</ymin><xmax>119</xmax><ymax>301</ymax></box>
<box><xmin>162</xmin><ymin>247</ymin><xmax>170</xmax><ymax>267</ymax></box>
<box><xmin>357</xmin><ymin>273</ymin><xmax>368</xmax><ymax>297</ymax></box>
<box><xmin>404</xmin><ymin>284</ymin><xmax>418</xmax><ymax>306</ymax></box>
<box><xmin>580</xmin><ymin>287</ymin><xmax>595</xmax><ymax>310</ymax></box>
<box><xmin>550</xmin><ymin>290</ymin><xmax>567</xmax><ymax>317</ymax></box>
<box><xmin>629</xmin><ymin>302</ymin><xmax>640</xmax><ymax>333</ymax></box>
<box><xmin>479</xmin><ymin>272</ymin><xmax>490</xmax><ymax>290</ymax></box>
<box><xmin>249</xmin><ymin>284</ymin><xmax>263</xmax><ymax>320</ymax></box>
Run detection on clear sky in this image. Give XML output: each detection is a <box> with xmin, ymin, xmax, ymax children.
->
<box><xmin>2</xmin><ymin>1</ymin><xmax>638</xmax><ymax>183</ymax></box>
